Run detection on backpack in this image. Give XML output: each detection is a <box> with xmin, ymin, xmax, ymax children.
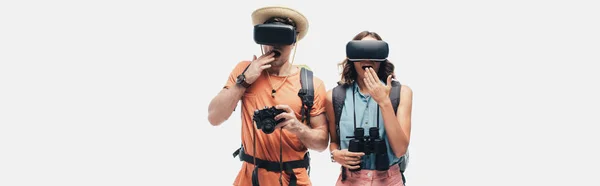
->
<box><xmin>231</xmin><ymin>65</ymin><xmax>315</xmax><ymax>186</ymax></box>
<box><xmin>332</xmin><ymin>80</ymin><xmax>409</xmax><ymax>184</ymax></box>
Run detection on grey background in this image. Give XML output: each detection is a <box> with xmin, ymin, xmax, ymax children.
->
<box><xmin>1</xmin><ymin>0</ymin><xmax>599</xmax><ymax>185</ymax></box>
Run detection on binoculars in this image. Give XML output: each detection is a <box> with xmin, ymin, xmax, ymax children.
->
<box><xmin>346</xmin><ymin>127</ymin><xmax>390</xmax><ymax>171</ymax></box>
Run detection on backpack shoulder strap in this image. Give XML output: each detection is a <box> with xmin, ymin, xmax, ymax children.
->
<box><xmin>332</xmin><ymin>83</ymin><xmax>348</xmax><ymax>147</ymax></box>
<box><xmin>389</xmin><ymin>80</ymin><xmax>408</xmax><ymax>183</ymax></box>
<box><xmin>390</xmin><ymin>80</ymin><xmax>401</xmax><ymax>114</ymax></box>
<box><xmin>298</xmin><ymin>67</ymin><xmax>314</xmax><ymax>126</ymax></box>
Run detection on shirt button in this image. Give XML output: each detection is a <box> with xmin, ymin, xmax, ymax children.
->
<box><xmin>367</xmin><ymin>172</ymin><xmax>372</xmax><ymax>177</ymax></box>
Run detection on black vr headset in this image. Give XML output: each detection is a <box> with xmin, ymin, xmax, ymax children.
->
<box><xmin>254</xmin><ymin>23</ymin><xmax>297</xmax><ymax>46</ymax></box>
<box><xmin>346</xmin><ymin>40</ymin><xmax>389</xmax><ymax>62</ymax></box>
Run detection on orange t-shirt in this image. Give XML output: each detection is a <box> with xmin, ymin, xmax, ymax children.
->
<box><xmin>223</xmin><ymin>61</ymin><xmax>326</xmax><ymax>186</ymax></box>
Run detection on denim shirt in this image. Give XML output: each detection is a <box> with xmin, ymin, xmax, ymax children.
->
<box><xmin>338</xmin><ymin>81</ymin><xmax>402</xmax><ymax>170</ymax></box>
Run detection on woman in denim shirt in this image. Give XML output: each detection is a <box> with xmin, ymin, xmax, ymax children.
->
<box><xmin>325</xmin><ymin>31</ymin><xmax>413</xmax><ymax>186</ymax></box>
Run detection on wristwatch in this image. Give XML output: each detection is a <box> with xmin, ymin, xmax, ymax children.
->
<box><xmin>330</xmin><ymin>150</ymin><xmax>337</xmax><ymax>163</ymax></box>
<box><xmin>236</xmin><ymin>73</ymin><xmax>251</xmax><ymax>88</ymax></box>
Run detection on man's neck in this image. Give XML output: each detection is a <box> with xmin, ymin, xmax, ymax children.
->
<box><xmin>266</xmin><ymin>60</ymin><xmax>293</xmax><ymax>76</ymax></box>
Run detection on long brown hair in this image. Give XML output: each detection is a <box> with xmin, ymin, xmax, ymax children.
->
<box><xmin>337</xmin><ymin>31</ymin><xmax>395</xmax><ymax>85</ymax></box>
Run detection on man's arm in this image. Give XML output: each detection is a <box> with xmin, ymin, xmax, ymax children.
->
<box><xmin>207</xmin><ymin>61</ymin><xmax>252</xmax><ymax>126</ymax></box>
<box><xmin>207</xmin><ymin>54</ymin><xmax>275</xmax><ymax>126</ymax></box>
<box><xmin>207</xmin><ymin>85</ymin><xmax>246</xmax><ymax>126</ymax></box>
<box><xmin>291</xmin><ymin>113</ymin><xmax>329</xmax><ymax>152</ymax></box>
<box><xmin>274</xmin><ymin>80</ymin><xmax>329</xmax><ymax>152</ymax></box>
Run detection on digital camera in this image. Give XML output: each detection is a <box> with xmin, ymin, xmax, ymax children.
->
<box><xmin>252</xmin><ymin>106</ymin><xmax>286</xmax><ymax>134</ymax></box>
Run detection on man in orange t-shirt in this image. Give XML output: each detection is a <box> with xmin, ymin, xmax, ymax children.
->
<box><xmin>207</xmin><ymin>6</ymin><xmax>329</xmax><ymax>186</ymax></box>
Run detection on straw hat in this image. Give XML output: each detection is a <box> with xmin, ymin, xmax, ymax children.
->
<box><xmin>251</xmin><ymin>6</ymin><xmax>309</xmax><ymax>41</ymax></box>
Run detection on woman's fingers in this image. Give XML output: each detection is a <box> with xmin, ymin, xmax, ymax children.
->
<box><xmin>346</xmin><ymin>160</ymin><xmax>361</xmax><ymax>165</ymax></box>
<box><xmin>364</xmin><ymin>73</ymin><xmax>377</xmax><ymax>90</ymax></box>
<box><xmin>345</xmin><ymin>156</ymin><xmax>361</xmax><ymax>161</ymax></box>
<box><xmin>364</xmin><ymin>77</ymin><xmax>376</xmax><ymax>94</ymax></box>
<box><xmin>368</xmin><ymin>67</ymin><xmax>380</xmax><ymax>83</ymax></box>
<box><xmin>337</xmin><ymin>149</ymin><xmax>363</xmax><ymax>170</ymax></box>
<box><xmin>343</xmin><ymin>164</ymin><xmax>361</xmax><ymax>170</ymax></box>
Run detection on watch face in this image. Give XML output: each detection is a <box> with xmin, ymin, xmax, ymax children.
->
<box><xmin>236</xmin><ymin>74</ymin><xmax>244</xmax><ymax>84</ymax></box>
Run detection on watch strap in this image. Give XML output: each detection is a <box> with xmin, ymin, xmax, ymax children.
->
<box><xmin>237</xmin><ymin>61</ymin><xmax>253</xmax><ymax>88</ymax></box>
<box><xmin>330</xmin><ymin>150</ymin><xmax>337</xmax><ymax>162</ymax></box>
<box><xmin>238</xmin><ymin>75</ymin><xmax>251</xmax><ymax>88</ymax></box>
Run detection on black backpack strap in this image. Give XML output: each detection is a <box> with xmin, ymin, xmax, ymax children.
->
<box><xmin>332</xmin><ymin>83</ymin><xmax>347</xmax><ymax>147</ymax></box>
<box><xmin>298</xmin><ymin>67</ymin><xmax>314</xmax><ymax>127</ymax></box>
<box><xmin>297</xmin><ymin>67</ymin><xmax>314</xmax><ymax>177</ymax></box>
<box><xmin>331</xmin><ymin>83</ymin><xmax>348</xmax><ymax>181</ymax></box>
<box><xmin>232</xmin><ymin>145</ymin><xmax>242</xmax><ymax>158</ymax></box>
<box><xmin>389</xmin><ymin>80</ymin><xmax>407</xmax><ymax>184</ymax></box>
<box><xmin>390</xmin><ymin>80</ymin><xmax>401</xmax><ymax>114</ymax></box>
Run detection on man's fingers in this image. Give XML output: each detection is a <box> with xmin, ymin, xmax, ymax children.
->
<box><xmin>275</xmin><ymin>104</ymin><xmax>293</xmax><ymax>113</ymax></box>
<box><xmin>255</xmin><ymin>52</ymin><xmax>274</xmax><ymax>61</ymax></box>
<box><xmin>261</xmin><ymin>51</ymin><xmax>276</xmax><ymax>59</ymax></box>
<box><xmin>274</xmin><ymin>119</ymin><xmax>292</xmax><ymax>129</ymax></box>
<box><xmin>259</xmin><ymin>64</ymin><xmax>272</xmax><ymax>70</ymax></box>
<box><xmin>253</xmin><ymin>55</ymin><xmax>257</xmax><ymax>61</ymax></box>
<box><xmin>274</xmin><ymin>112</ymin><xmax>292</xmax><ymax>121</ymax></box>
<box><xmin>386</xmin><ymin>75</ymin><xmax>392</xmax><ymax>87</ymax></box>
<box><xmin>260</xmin><ymin>57</ymin><xmax>275</xmax><ymax>65</ymax></box>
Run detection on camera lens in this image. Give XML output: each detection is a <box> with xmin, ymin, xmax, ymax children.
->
<box><xmin>262</xmin><ymin>119</ymin><xmax>276</xmax><ymax>134</ymax></box>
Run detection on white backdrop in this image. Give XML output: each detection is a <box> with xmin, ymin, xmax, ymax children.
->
<box><xmin>1</xmin><ymin>0</ymin><xmax>599</xmax><ymax>185</ymax></box>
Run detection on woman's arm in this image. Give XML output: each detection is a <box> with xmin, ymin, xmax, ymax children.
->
<box><xmin>378</xmin><ymin>84</ymin><xmax>413</xmax><ymax>158</ymax></box>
